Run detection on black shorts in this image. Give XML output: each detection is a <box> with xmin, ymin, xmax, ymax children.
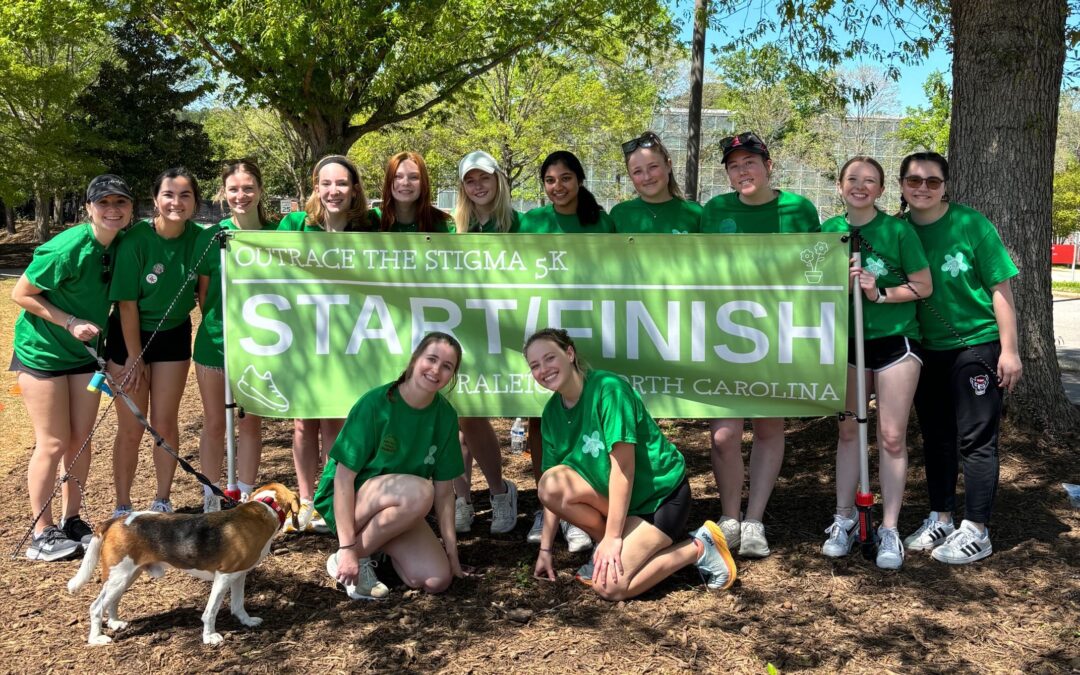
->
<box><xmin>847</xmin><ymin>335</ymin><xmax>923</xmax><ymax>372</ymax></box>
<box><xmin>8</xmin><ymin>353</ymin><xmax>97</xmax><ymax>379</ymax></box>
<box><xmin>104</xmin><ymin>313</ymin><xmax>192</xmax><ymax>365</ymax></box>
<box><xmin>637</xmin><ymin>476</ymin><xmax>691</xmax><ymax>542</ymax></box>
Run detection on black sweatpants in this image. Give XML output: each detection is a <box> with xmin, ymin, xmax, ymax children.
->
<box><xmin>912</xmin><ymin>341</ymin><xmax>1002</xmax><ymax>525</ymax></box>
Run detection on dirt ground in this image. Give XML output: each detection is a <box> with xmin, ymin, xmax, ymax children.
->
<box><xmin>1</xmin><ymin>229</ymin><xmax>1078</xmax><ymax>674</ymax></box>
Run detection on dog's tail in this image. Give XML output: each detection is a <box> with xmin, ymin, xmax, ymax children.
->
<box><xmin>67</xmin><ymin>533</ymin><xmax>102</xmax><ymax>594</ymax></box>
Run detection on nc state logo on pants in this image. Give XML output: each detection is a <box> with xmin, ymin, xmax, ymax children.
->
<box><xmin>969</xmin><ymin>374</ymin><xmax>990</xmax><ymax>396</ymax></box>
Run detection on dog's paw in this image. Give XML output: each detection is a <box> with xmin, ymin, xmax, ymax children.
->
<box><xmin>106</xmin><ymin>619</ymin><xmax>128</xmax><ymax>631</ymax></box>
<box><xmin>89</xmin><ymin>635</ymin><xmax>112</xmax><ymax>646</ymax></box>
<box><xmin>239</xmin><ymin>615</ymin><xmax>262</xmax><ymax>627</ymax></box>
<box><xmin>203</xmin><ymin>632</ymin><xmax>224</xmax><ymax>646</ymax></box>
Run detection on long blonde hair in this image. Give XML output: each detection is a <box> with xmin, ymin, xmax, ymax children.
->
<box><xmin>453</xmin><ymin>169</ymin><xmax>515</xmax><ymax>233</ymax></box>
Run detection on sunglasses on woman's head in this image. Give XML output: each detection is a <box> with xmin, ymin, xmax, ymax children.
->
<box><xmin>621</xmin><ymin>132</ymin><xmax>660</xmax><ymax>156</ymax></box>
<box><xmin>720</xmin><ymin>132</ymin><xmax>766</xmax><ymax>152</ymax></box>
<box><xmin>902</xmin><ymin>176</ymin><xmax>945</xmax><ymax>189</ymax></box>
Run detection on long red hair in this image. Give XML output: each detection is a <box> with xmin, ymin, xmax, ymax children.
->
<box><xmin>380</xmin><ymin>151</ymin><xmax>449</xmax><ymax>232</ymax></box>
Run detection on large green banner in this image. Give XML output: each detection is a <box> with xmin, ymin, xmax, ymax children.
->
<box><xmin>224</xmin><ymin>231</ymin><xmax>850</xmax><ymax>419</ymax></box>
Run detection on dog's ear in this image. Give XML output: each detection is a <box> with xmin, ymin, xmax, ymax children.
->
<box><xmin>285</xmin><ymin>490</ymin><xmax>301</xmax><ymax>531</ymax></box>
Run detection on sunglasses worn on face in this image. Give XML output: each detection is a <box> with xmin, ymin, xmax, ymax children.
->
<box><xmin>622</xmin><ymin>132</ymin><xmax>660</xmax><ymax>156</ymax></box>
<box><xmin>903</xmin><ymin>176</ymin><xmax>945</xmax><ymax>189</ymax></box>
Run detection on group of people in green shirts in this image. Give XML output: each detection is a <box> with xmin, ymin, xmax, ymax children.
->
<box><xmin>12</xmin><ymin>130</ymin><xmax>1020</xmax><ymax>606</ymax></box>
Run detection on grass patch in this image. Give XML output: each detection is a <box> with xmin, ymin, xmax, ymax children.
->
<box><xmin>1052</xmin><ymin>279</ymin><xmax>1080</xmax><ymax>293</ymax></box>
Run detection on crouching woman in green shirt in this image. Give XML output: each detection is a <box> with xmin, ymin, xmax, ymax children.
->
<box><xmin>314</xmin><ymin>332</ymin><xmax>468</xmax><ymax>600</ymax></box>
<box><xmin>524</xmin><ymin>328</ymin><xmax>736</xmax><ymax>600</ymax></box>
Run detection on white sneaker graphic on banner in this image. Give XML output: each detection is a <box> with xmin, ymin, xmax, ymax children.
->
<box><xmin>237</xmin><ymin>365</ymin><xmax>290</xmax><ymax>413</ymax></box>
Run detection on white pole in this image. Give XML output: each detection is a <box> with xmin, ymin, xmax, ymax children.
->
<box><xmin>850</xmin><ymin>226</ymin><xmax>875</xmax><ymax>558</ymax></box>
<box><xmin>219</xmin><ymin>232</ymin><xmax>239</xmax><ymax>501</ymax></box>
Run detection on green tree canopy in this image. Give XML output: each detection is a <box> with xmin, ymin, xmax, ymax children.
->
<box><xmin>896</xmin><ymin>70</ymin><xmax>951</xmax><ymax>153</ymax></box>
<box><xmin>148</xmin><ymin>0</ymin><xmax>675</xmax><ymax>160</ymax></box>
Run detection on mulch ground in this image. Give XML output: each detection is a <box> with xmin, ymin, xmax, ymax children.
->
<box><xmin>1</xmin><ymin>229</ymin><xmax>1078</xmax><ymax>674</ymax></box>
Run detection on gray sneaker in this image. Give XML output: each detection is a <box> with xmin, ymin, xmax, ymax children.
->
<box><xmin>876</xmin><ymin>526</ymin><xmax>905</xmax><ymax>569</ymax></box>
<box><xmin>718</xmin><ymin>516</ymin><xmax>741</xmax><ymax>550</ymax></box>
<box><xmin>561</xmin><ymin>520</ymin><xmax>593</xmax><ymax>553</ymax></box>
<box><xmin>150</xmin><ymin>498</ymin><xmax>174</xmax><ymax>514</ymax></box>
<box><xmin>821</xmin><ymin>514</ymin><xmax>858</xmax><ymax>558</ymax></box>
<box><xmin>904</xmin><ymin>511</ymin><xmax>955</xmax><ymax>551</ymax></box>
<box><xmin>60</xmin><ymin>515</ymin><xmax>94</xmax><ymax>546</ymax></box>
<box><xmin>326</xmin><ymin>551</ymin><xmax>390</xmax><ymax>600</ymax></box>
<box><xmin>454</xmin><ymin>497</ymin><xmax>474</xmax><ymax>533</ymax></box>
<box><xmin>526</xmin><ymin>510</ymin><xmax>544</xmax><ymax>544</ymax></box>
<box><xmin>26</xmin><ymin>526</ymin><xmax>81</xmax><ymax>562</ymax></box>
<box><xmin>489</xmin><ymin>480</ymin><xmax>518</xmax><ymax>535</ymax></box>
<box><xmin>739</xmin><ymin>520</ymin><xmax>771</xmax><ymax>558</ymax></box>
<box><xmin>111</xmin><ymin>505</ymin><xmax>133</xmax><ymax>520</ymax></box>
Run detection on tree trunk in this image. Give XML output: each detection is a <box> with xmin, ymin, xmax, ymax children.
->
<box><xmin>52</xmin><ymin>192</ymin><xmax>63</xmax><ymax>226</ymax></box>
<box><xmin>684</xmin><ymin>0</ymin><xmax>707</xmax><ymax>202</ymax></box>
<box><xmin>950</xmin><ymin>0</ymin><xmax>1080</xmax><ymax>436</ymax></box>
<box><xmin>2</xmin><ymin>200</ymin><xmax>13</xmax><ymax>235</ymax></box>
<box><xmin>33</xmin><ymin>186</ymin><xmax>52</xmax><ymax>242</ymax></box>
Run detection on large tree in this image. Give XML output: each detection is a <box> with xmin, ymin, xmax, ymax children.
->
<box><xmin>0</xmin><ymin>0</ymin><xmax>110</xmax><ymax>241</ymax></box>
<box><xmin>702</xmin><ymin>0</ymin><xmax>1079</xmax><ymax>436</ymax></box>
<box><xmin>76</xmin><ymin>19</ymin><xmax>215</xmax><ymax>199</ymax></box>
<box><xmin>148</xmin><ymin>0</ymin><xmax>674</xmax><ymax>160</ymax></box>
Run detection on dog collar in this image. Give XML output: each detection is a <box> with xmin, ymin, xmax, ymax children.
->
<box><xmin>256</xmin><ymin>496</ymin><xmax>287</xmax><ymax>527</ymax></box>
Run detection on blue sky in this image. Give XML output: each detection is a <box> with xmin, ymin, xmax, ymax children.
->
<box><xmin>672</xmin><ymin>2</ymin><xmax>952</xmax><ymax>111</ymax></box>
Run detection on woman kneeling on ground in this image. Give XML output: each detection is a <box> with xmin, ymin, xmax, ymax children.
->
<box><xmin>314</xmin><ymin>332</ymin><xmax>469</xmax><ymax>600</ymax></box>
<box><xmin>524</xmin><ymin>328</ymin><xmax>736</xmax><ymax>600</ymax></box>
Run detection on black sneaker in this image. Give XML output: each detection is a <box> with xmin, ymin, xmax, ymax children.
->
<box><xmin>61</xmin><ymin>515</ymin><xmax>94</xmax><ymax>545</ymax></box>
<box><xmin>26</xmin><ymin>526</ymin><xmax>81</xmax><ymax>562</ymax></box>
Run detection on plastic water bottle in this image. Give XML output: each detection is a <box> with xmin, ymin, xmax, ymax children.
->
<box><xmin>510</xmin><ymin>417</ymin><xmax>526</xmax><ymax>454</ymax></box>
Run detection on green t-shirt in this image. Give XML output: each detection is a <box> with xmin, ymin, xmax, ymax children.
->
<box><xmin>518</xmin><ymin>204</ymin><xmax>616</xmax><ymax>233</ymax></box>
<box><xmin>452</xmin><ymin>210</ymin><xmax>523</xmax><ymax>233</ymax></box>
<box><xmin>610</xmin><ymin>197</ymin><xmax>702</xmax><ymax>234</ymax></box>
<box><xmin>906</xmin><ymin>203</ymin><xmax>1018</xmax><ymax>350</ymax></box>
<box><xmin>540</xmin><ymin>370</ymin><xmax>686</xmax><ymax>515</ymax></box>
<box><xmin>192</xmin><ymin>218</ymin><xmax>279</xmax><ymax>367</ymax></box>
<box><xmin>312</xmin><ymin>382</ymin><xmax>464</xmax><ymax>534</ymax></box>
<box><xmin>13</xmin><ymin>223</ymin><xmax>119</xmax><ymax>371</ymax></box>
<box><xmin>108</xmin><ymin>219</ymin><xmax>201</xmax><ymax>331</ymax></box>
<box><xmin>821</xmin><ymin>210</ymin><xmax>929</xmax><ymax>341</ymax></box>
<box><xmin>277</xmin><ymin>209</ymin><xmax>379</xmax><ymax>232</ymax></box>
<box><xmin>701</xmin><ymin>190</ymin><xmax>820</xmax><ymax>234</ymax></box>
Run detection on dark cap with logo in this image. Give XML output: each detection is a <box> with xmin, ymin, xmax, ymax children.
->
<box><xmin>720</xmin><ymin>132</ymin><xmax>770</xmax><ymax>164</ymax></box>
<box><xmin>86</xmin><ymin>174</ymin><xmax>135</xmax><ymax>203</ymax></box>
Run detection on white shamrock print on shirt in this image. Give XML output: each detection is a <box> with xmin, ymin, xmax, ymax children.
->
<box><xmin>941</xmin><ymin>252</ymin><xmax>970</xmax><ymax>278</ymax></box>
<box><xmin>581</xmin><ymin>431</ymin><xmax>605</xmax><ymax>458</ymax></box>
<box><xmin>424</xmin><ymin>445</ymin><xmax>437</xmax><ymax>464</ymax></box>
<box><xmin>864</xmin><ymin>257</ymin><xmax>887</xmax><ymax>278</ymax></box>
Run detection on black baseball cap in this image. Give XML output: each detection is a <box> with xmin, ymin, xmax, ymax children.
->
<box><xmin>720</xmin><ymin>132</ymin><xmax>770</xmax><ymax>164</ymax></box>
<box><xmin>86</xmin><ymin>174</ymin><xmax>134</xmax><ymax>203</ymax></box>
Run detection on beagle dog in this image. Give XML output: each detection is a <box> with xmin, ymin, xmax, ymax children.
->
<box><xmin>68</xmin><ymin>482</ymin><xmax>300</xmax><ymax>645</ymax></box>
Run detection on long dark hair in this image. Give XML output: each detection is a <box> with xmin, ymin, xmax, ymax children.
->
<box><xmin>388</xmin><ymin>332</ymin><xmax>463</xmax><ymax>399</ymax></box>
<box><xmin>540</xmin><ymin>151</ymin><xmax>602</xmax><ymax>226</ymax></box>
<box><xmin>898</xmin><ymin>151</ymin><xmax>949</xmax><ymax>215</ymax></box>
<box><xmin>153</xmin><ymin>166</ymin><xmax>202</xmax><ymax>211</ymax></box>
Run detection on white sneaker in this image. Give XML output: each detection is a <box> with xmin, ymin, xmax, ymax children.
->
<box><xmin>903</xmin><ymin>511</ymin><xmax>955</xmax><ymax>551</ymax></box>
<box><xmin>718</xmin><ymin>516</ymin><xmax>741</xmax><ymax>551</ymax></box>
<box><xmin>489</xmin><ymin>480</ymin><xmax>518</xmax><ymax>535</ymax></box>
<box><xmin>561</xmin><ymin>520</ymin><xmax>593</xmax><ymax>553</ymax></box>
<box><xmin>875</xmin><ymin>526</ymin><xmax>905</xmax><ymax>569</ymax></box>
<box><xmin>526</xmin><ymin>510</ymin><xmax>544</xmax><ymax>544</ymax></box>
<box><xmin>821</xmin><ymin>513</ymin><xmax>857</xmax><ymax>558</ymax></box>
<box><xmin>739</xmin><ymin>520</ymin><xmax>771</xmax><ymax>558</ymax></box>
<box><xmin>454</xmin><ymin>497</ymin><xmax>474</xmax><ymax>533</ymax></box>
<box><xmin>930</xmin><ymin>520</ymin><xmax>992</xmax><ymax>564</ymax></box>
<box><xmin>326</xmin><ymin>552</ymin><xmax>389</xmax><ymax>600</ymax></box>
<box><xmin>203</xmin><ymin>494</ymin><xmax>221</xmax><ymax>514</ymax></box>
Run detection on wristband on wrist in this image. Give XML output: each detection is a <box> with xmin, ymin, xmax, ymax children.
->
<box><xmin>874</xmin><ymin>287</ymin><xmax>887</xmax><ymax>304</ymax></box>
<box><xmin>539</xmin><ymin>547</ymin><xmax>552</xmax><ymax>553</ymax></box>
<box><xmin>65</xmin><ymin>315</ymin><xmax>77</xmax><ymax>330</ymax></box>
<box><xmin>338</xmin><ymin>541</ymin><xmax>356</xmax><ymax>549</ymax></box>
